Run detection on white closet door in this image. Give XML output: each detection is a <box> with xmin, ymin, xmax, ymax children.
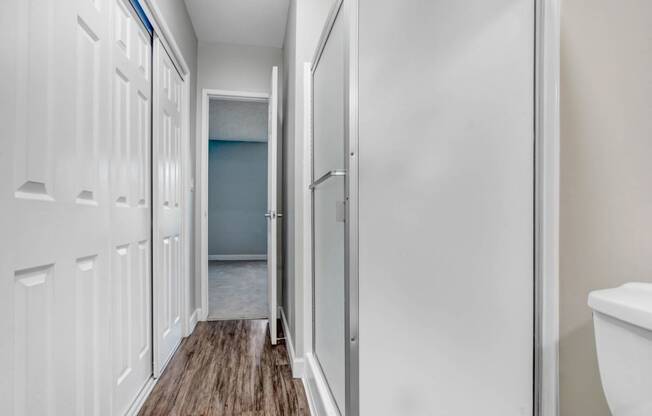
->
<box><xmin>111</xmin><ymin>0</ymin><xmax>153</xmax><ymax>414</ymax></box>
<box><xmin>0</xmin><ymin>0</ymin><xmax>152</xmax><ymax>415</ymax></box>
<box><xmin>153</xmin><ymin>37</ymin><xmax>184</xmax><ymax>376</ymax></box>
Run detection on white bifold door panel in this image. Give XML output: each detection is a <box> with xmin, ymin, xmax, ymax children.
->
<box><xmin>357</xmin><ymin>1</ymin><xmax>535</xmax><ymax>415</ymax></box>
<box><xmin>267</xmin><ymin>66</ymin><xmax>279</xmax><ymax>345</ymax></box>
<box><xmin>152</xmin><ymin>37</ymin><xmax>184</xmax><ymax>376</ymax></box>
<box><xmin>312</xmin><ymin>10</ymin><xmax>347</xmax><ymax>415</ymax></box>
<box><xmin>0</xmin><ymin>0</ymin><xmax>153</xmax><ymax>415</ymax></box>
<box><xmin>111</xmin><ymin>0</ymin><xmax>153</xmax><ymax>413</ymax></box>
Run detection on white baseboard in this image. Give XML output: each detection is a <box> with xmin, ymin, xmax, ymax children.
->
<box><xmin>303</xmin><ymin>353</ymin><xmax>340</xmax><ymax>416</ymax></box>
<box><xmin>187</xmin><ymin>307</ymin><xmax>201</xmax><ymax>336</ymax></box>
<box><xmin>125</xmin><ymin>377</ymin><xmax>157</xmax><ymax>416</ymax></box>
<box><xmin>208</xmin><ymin>254</ymin><xmax>267</xmax><ymax>261</ymax></box>
<box><xmin>279</xmin><ymin>306</ymin><xmax>305</xmax><ymax>378</ymax></box>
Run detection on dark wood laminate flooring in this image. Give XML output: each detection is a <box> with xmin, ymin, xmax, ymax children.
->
<box><xmin>139</xmin><ymin>320</ymin><xmax>310</xmax><ymax>416</ymax></box>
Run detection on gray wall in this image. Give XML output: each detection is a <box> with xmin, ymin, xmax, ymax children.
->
<box><xmin>197</xmin><ymin>41</ymin><xmax>283</xmax><ymax>93</ymax></box>
<box><xmin>208</xmin><ymin>140</ymin><xmax>268</xmax><ymax>256</ymax></box>
<box><xmin>281</xmin><ymin>0</ymin><xmax>334</xmax><ymax>360</ymax></box>
<box><xmin>560</xmin><ymin>1</ymin><xmax>652</xmax><ymax>415</ymax></box>
<box><xmin>281</xmin><ymin>0</ymin><xmax>297</xmax><ymax>353</ymax></box>
<box><xmin>151</xmin><ymin>0</ymin><xmax>199</xmax><ymax>314</ymax></box>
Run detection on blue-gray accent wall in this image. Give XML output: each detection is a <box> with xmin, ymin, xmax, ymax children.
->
<box><xmin>208</xmin><ymin>140</ymin><xmax>268</xmax><ymax>256</ymax></box>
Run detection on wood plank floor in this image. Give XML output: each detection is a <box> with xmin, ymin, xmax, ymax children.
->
<box><xmin>139</xmin><ymin>320</ymin><xmax>310</xmax><ymax>416</ymax></box>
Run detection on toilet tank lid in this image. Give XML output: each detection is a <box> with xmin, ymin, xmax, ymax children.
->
<box><xmin>588</xmin><ymin>283</ymin><xmax>652</xmax><ymax>331</ymax></box>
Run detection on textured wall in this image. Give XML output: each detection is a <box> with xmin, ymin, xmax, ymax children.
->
<box><xmin>209</xmin><ymin>100</ymin><xmax>268</xmax><ymax>142</ymax></box>
<box><xmin>560</xmin><ymin>1</ymin><xmax>652</xmax><ymax>415</ymax></box>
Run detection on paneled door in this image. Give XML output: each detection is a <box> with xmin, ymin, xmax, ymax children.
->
<box><xmin>0</xmin><ymin>0</ymin><xmax>153</xmax><ymax>415</ymax></box>
<box><xmin>111</xmin><ymin>0</ymin><xmax>153</xmax><ymax>414</ymax></box>
<box><xmin>152</xmin><ymin>36</ymin><xmax>184</xmax><ymax>376</ymax></box>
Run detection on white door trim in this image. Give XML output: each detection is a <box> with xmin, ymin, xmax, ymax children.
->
<box><xmin>535</xmin><ymin>0</ymin><xmax>560</xmax><ymax>415</ymax></box>
<box><xmin>198</xmin><ymin>88</ymin><xmax>270</xmax><ymax>320</ymax></box>
<box><xmin>301</xmin><ymin>62</ymin><xmax>314</xmax><ymax>362</ymax></box>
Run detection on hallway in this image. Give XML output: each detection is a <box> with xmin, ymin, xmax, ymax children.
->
<box><xmin>139</xmin><ymin>320</ymin><xmax>310</xmax><ymax>416</ymax></box>
<box><xmin>1</xmin><ymin>0</ymin><xmax>572</xmax><ymax>415</ymax></box>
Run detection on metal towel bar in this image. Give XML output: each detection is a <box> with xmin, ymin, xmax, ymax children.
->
<box><xmin>309</xmin><ymin>169</ymin><xmax>346</xmax><ymax>190</ymax></box>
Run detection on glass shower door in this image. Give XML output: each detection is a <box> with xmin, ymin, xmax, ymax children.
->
<box><xmin>312</xmin><ymin>8</ymin><xmax>346</xmax><ymax>415</ymax></box>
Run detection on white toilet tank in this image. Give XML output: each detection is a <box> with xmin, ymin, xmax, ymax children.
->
<box><xmin>588</xmin><ymin>283</ymin><xmax>652</xmax><ymax>416</ymax></box>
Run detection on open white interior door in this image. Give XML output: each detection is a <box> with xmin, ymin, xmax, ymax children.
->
<box><xmin>153</xmin><ymin>36</ymin><xmax>184</xmax><ymax>376</ymax></box>
<box><xmin>267</xmin><ymin>66</ymin><xmax>279</xmax><ymax>345</ymax></box>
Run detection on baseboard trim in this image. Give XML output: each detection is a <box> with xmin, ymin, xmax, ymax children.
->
<box><xmin>279</xmin><ymin>306</ymin><xmax>305</xmax><ymax>378</ymax></box>
<box><xmin>208</xmin><ymin>254</ymin><xmax>267</xmax><ymax>261</ymax></box>
<box><xmin>302</xmin><ymin>376</ymin><xmax>319</xmax><ymax>416</ymax></box>
<box><xmin>187</xmin><ymin>307</ymin><xmax>201</xmax><ymax>336</ymax></box>
<box><xmin>125</xmin><ymin>376</ymin><xmax>157</xmax><ymax>416</ymax></box>
<box><xmin>303</xmin><ymin>353</ymin><xmax>340</xmax><ymax>416</ymax></box>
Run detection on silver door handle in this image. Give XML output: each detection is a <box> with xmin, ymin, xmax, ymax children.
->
<box><xmin>309</xmin><ymin>170</ymin><xmax>346</xmax><ymax>190</ymax></box>
<box><xmin>265</xmin><ymin>212</ymin><xmax>272</xmax><ymax>218</ymax></box>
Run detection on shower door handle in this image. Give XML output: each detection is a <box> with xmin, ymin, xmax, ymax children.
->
<box><xmin>309</xmin><ymin>169</ymin><xmax>346</xmax><ymax>190</ymax></box>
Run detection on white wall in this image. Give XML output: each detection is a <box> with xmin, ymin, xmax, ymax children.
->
<box><xmin>281</xmin><ymin>0</ymin><xmax>298</xmax><ymax>358</ymax></box>
<box><xmin>560</xmin><ymin>1</ymin><xmax>652</xmax><ymax>415</ymax></box>
<box><xmin>281</xmin><ymin>0</ymin><xmax>335</xmax><ymax>364</ymax></box>
<box><xmin>198</xmin><ymin>42</ymin><xmax>283</xmax><ymax>94</ymax></box>
<box><xmin>151</xmin><ymin>0</ymin><xmax>199</xmax><ymax>317</ymax></box>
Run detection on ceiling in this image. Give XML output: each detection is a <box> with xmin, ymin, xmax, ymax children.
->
<box><xmin>184</xmin><ymin>0</ymin><xmax>290</xmax><ymax>48</ymax></box>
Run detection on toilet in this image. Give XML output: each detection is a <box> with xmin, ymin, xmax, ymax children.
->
<box><xmin>588</xmin><ymin>283</ymin><xmax>652</xmax><ymax>416</ymax></box>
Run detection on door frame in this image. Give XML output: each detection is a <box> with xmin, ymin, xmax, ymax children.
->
<box><xmin>299</xmin><ymin>1</ymin><xmax>561</xmax><ymax>416</ymax></box>
<box><xmin>198</xmin><ymin>88</ymin><xmax>271</xmax><ymax>321</ymax></box>
<box><xmin>533</xmin><ymin>1</ymin><xmax>561</xmax><ymax>415</ymax></box>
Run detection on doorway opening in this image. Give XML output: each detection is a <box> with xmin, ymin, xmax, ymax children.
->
<box><xmin>199</xmin><ymin>73</ymin><xmax>280</xmax><ymax>342</ymax></box>
<box><xmin>207</xmin><ymin>98</ymin><xmax>269</xmax><ymax>320</ymax></box>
